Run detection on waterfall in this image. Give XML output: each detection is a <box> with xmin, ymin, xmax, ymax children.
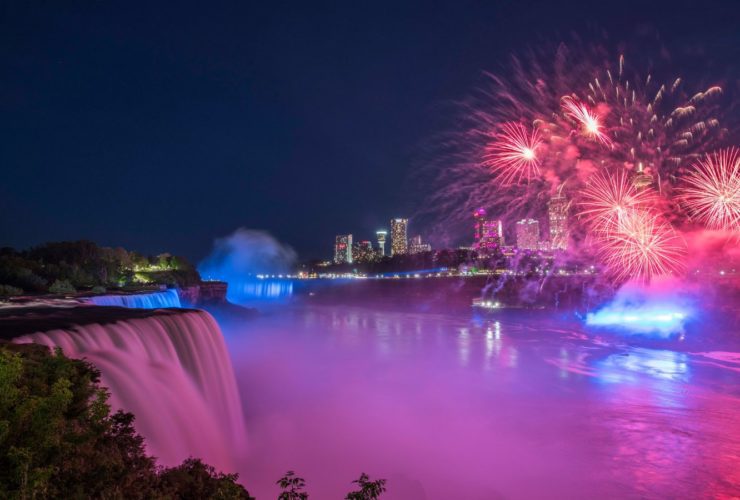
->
<box><xmin>228</xmin><ymin>279</ymin><xmax>294</xmax><ymax>304</ymax></box>
<box><xmin>13</xmin><ymin>309</ymin><xmax>246</xmax><ymax>472</ymax></box>
<box><xmin>88</xmin><ymin>289</ymin><xmax>182</xmax><ymax>308</ymax></box>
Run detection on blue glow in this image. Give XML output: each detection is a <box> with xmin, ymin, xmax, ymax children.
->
<box><xmin>586</xmin><ymin>308</ymin><xmax>688</xmax><ymax>334</ymax></box>
<box><xmin>584</xmin><ymin>278</ymin><xmax>696</xmax><ymax>337</ymax></box>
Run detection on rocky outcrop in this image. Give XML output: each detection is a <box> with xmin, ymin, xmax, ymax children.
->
<box><xmin>178</xmin><ymin>281</ymin><xmax>228</xmax><ymax>306</ymax></box>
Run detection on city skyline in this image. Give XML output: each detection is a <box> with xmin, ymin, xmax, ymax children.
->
<box><xmin>328</xmin><ymin>195</ymin><xmax>575</xmax><ymax>262</ymax></box>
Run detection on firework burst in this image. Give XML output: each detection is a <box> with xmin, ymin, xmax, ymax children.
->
<box><xmin>598</xmin><ymin>210</ymin><xmax>686</xmax><ymax>283</ymax></box>
<box><xmin>561</xmin><ymin>96</ymin><xmax>612</xmax><ymax>147</ymax></box>
<box><xmin>482</xmin><ymin>122</ymin><xmax>543</xmax><ymax>185</ymax></box>
<box><xmin>680</xmin><ymin>148</ymin><xmax>740</xmax><ymax>231</ymax></box>
<box><xmin>579</xmin><ymin>170</ymin><xmax>654</xmax><ymax>232</ymax></box>
<box><xmin>425</xmin><ymin>41</ymin><xmax>731</xmax><ymax>283</ymax></box>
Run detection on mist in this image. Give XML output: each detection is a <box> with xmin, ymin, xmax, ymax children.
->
<box><xmin>198</xmin><ymin>229</ymin><xmax>297</xmax><ymax>304</ymax></box>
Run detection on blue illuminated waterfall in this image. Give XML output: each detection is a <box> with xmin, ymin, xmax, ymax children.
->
<box><xmin>88</xmin><ymin>289</ymin><xmax>182</xmax><ymax>309</ymax></box>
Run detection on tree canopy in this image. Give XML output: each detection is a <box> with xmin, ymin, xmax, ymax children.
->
<box><xmin>0</xmin><ymin>342</ymin><xmax>252</xmax><ymax>499</ymax></box>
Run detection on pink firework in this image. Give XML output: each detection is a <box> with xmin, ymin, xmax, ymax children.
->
<box><xmin>680</xmin><ymin>148</ymin><xmax>740</xmax><ymax>231</ymax></box>
<box><xmin>482</xmin><ymin>122</ymin><xmax>542</xmax><ymax>185</ymax></box>
<box><xmin>598</xmin><ymin>210</ymin><xmax>685</xmax><ymax>282</ymax></box>
<box><xmin>561</xmin><ymin>96</ymin><xmax>612</xmax><ymax>147</ymax></box>
<box><xmin>579</xmin><ymin>169</ymin><xmax>654</xmax><ymax>232</ymax></box>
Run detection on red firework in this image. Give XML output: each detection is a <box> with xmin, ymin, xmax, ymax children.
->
<box><xmin>579</xmin><ymin>170</ymin><xmax>654</xmax><ymax>232</ymax></box>
<box><xmin>482</xmin><ymin>122</ymin><xmax>542</xmax><ymax>185</ymax></box>
<box><xmin>680</xmin><ymin>148</ymin><xmax>740</xmax><ymax>231</ymax></box>
<box><xmin>561</xmin><ymin>96</ymin><xmax>612</xmax><ymax>147</ymax></box>
<box><xmin>598</xmin><ymin>209</ymin><xmax>685</xmax><ymax>283</ymax></box>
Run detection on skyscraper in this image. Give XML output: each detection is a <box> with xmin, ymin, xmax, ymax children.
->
<box><xmin>515</xmin><ymin>219</ymin><xmax>540</xmax><ymax>250</ymax></box>
<box><xmin>548</xmin><ymin>194</ymin><xmax>569</xmax><ymax>251</ymax></box>
<box><xmin>352</xmin><ymin>240</ymin><xmax>375</xmax><ymax>263</ymax></box>
<box><xmin>390</xmin><ymin>218</ymin><xmax>408</xmax><ymax>256</ymax></box>
<box><xmin>633</xmin><ymin>161</ymin><xmax>653</xmax><ymax>190</ymax></box>
<box><xmin>334</xmin><ymin>234</ymin><xmax>353</xmax><ymax>264</ymax></box>
<box><xmin>473</xmin><ymin>208</ymin><xmax>503</xmax><ymax>254</ymax></box>
<box><xmin>409</xmin><ymin>235</ymin><xmax>431</xmax><ymax>254</ymax></box>
<box><xmin>376</xmin><ymin>230</ymin><xmax>387</xmax><ymax>257</ymax></box>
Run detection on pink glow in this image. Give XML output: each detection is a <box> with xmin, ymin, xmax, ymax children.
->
<box><xmin>14</xmin><ymin>310</ymin><xmax>247</xmax><ymax>473</ymax></box>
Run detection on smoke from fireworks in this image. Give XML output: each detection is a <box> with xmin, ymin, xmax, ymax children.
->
<box><xmin>426</xmin><ymin>41</ymin><xmax>736</xmax><ymax>283</ymax></box>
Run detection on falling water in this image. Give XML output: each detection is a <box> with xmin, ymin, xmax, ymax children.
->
<box><xmin>87</xmin><ymin>289</ymin><xmax>182</xmax><ymax>309</ymax></box>
<box><xmin>13</xmin><ymin>309</ymin><xmax>246</xmax><ymax>472</ymax></box>
<box><xmin>228</xmin><ymin>279</ymin><xmax>294</xmax><ymax>304</ymax></box>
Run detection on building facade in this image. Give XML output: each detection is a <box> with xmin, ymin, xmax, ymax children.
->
<box><xmin>473</xmin><ymin>208</ymin><xmax>503</xmax><ymax>254</ymax></box>
<box><xmin>633</xmin><ymin>161</ymin><xmax>653</xmax><ymax>190</ymax></box>
<box><xmin>352</xmin><ymin>240</ymin><xmax>375</xmax><ymax>263</ymax></box>
<box><xmin>390</xmin><ymin>218</ymin><xmax>408</xmax><ymax>256</ymax></box>
<box><xmin>376</xmin><ymin>230</ymin><xmax>387</xmax><ymax>257</ymax></box>
<box><xmin>334</xmin><ymin>234</ymin><xmax>353</xmax><ymax>264</ymax></box>
<box><xmin>515</xmin><ymin>219</ymin><xmax>540</xmax><ymax>250</ymax></box>
<box><xmin>409</xmin><ymin>235</ymin><xmax>431</xmax><ymax>254</ymax></box>
<box><xmin>547</xmin><ymin>194</ymin><xmax>569</xmax><ymax>251</ymax></box>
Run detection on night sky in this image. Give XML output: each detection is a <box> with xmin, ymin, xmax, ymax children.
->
<box><xmin>2</xmin><ymin>1</ymin><xmax>739</xmax><ymax>261</ymax></box>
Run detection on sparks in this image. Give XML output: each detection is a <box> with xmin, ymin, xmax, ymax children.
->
<box><xmin>680</xmin><ymin>148</ymin><xmax>740</xmax><ymax>231</ymax></box>
<box><xmin>598</xmin><ymin>210</ymin><xmax>685</xmax><ymax>283</ymax></box>
<box><xmin>561</xmin><ymin>96</ymin><xmax>612</xmax><ymax>146</ymax></box>
<box><xmin>482</xmin><ymin>122</ymin><xmax>543</xmax><ymax>185</ymax></box>
<box><xmin>579</xmin><ymin>169</ymin><xmax>654</xmax><ymax>232</ymax></box>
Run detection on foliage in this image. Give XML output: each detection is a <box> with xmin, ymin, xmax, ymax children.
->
<box><xmin>0</xmin><ymin>285</ymin><xmax>23</xmax><ymax>297</ymax></box>
<box><xmin>48</xmin><ymin>279</ymin><xmax>76</xmax><ymax>294</ymax></box>
<box><xmin>0</xmin><ymin>242</ymin><xmax>201</xmax><ymax>292</ymax></box>
<box><xmin>276</xmin><ymin>470</ymin><xmax>387</xmax><ymax>499</ymax></box>
<box><xmin>345</xmin><ymin>473</ymin><xmax>387</xmax><ymax>500</ymax></box>
<box><xmin>0</xmin><ymin>343</ymin><xmax>251</xmax><ymax>499</ymax></box>
<box><xmin>159</xmin><ymin>458</ymin><xmax>254</xmax><ymax>499</ymax></box>
<box><xmin>277</xmin><ymin>470</ymin><xmax>308</xmax><ymax>500</ymax></box>
<box><xmin>91</xmin><ymin>285</ymin><xmax>107</xmax><ymax>294</ymax></box>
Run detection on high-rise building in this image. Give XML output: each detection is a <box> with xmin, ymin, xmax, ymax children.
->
<box><xmin>390</xmin><ymin>218</ymin><xmax>408</xmax><ymax>256</ymax></box>
<box><xmin>633</xmin><ymin>161</ymin><xmax>653</xmax><ymax>190</ymax></box>
<box><xmin>409</xmin><ymin>235</ymin><xmax>431</xmax><ymax>254</ymax></box>
<box><xmin>353</xmin><ymin>240</ymin><xmax>375</xmax><ymax>263</ymax></box>
<box><xmin>334</xmin><ymin>234</ymin><xmax>353</xmax><ymax>264</ymax></box>
<box><xmin>548</xmin><ymin>194</ymin><xmax>569</xmax><ymax>251</ymax></box>
<box><xmin>515</xmin><ymin>219</ymin><xmax>540</xmax><ymax>250</ymax></box>
<box><xmin>376</xmin><ymin>230</ymin><xmax>388</xmax><ymax>257</ymax></box>
<box><xmin>473</xmin><ymin>208</ymin><xmax>503</xmax><ymax>254</ymax></box>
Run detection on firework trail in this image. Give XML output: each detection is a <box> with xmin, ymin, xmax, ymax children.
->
<box><xmin>425</xmin><ymin>40</ymin><xmax>734</xmax><ymax>283</ymax></box>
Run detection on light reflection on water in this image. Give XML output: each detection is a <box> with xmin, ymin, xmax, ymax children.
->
<box><xmin>222</xmin><ymin>305</ymin><xmax>740</xmax><ymax>499</ymax></box>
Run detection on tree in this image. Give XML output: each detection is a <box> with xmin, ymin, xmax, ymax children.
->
<box><xmin>48</xmin><ymin>279</ymin><xmax>76</xmax><ymax>294</ymax></box>
<box><xmin>159</xmin><ymin>458</ymin><xmax>254</xmax><ymax>499</ymax></box>
<box><xmin>277</xmin><ymin>470</ymin><xmax>309</xmax><ymax>500</ymax></box>
<box><xmin>345</xmin><ymin>473</ymin><xmax>387</xmax><ymax>500</ymax></box>
<box><xmin>0</xmin><ymin>343</ymin><xmax>251</xmax><ymax>499</ymax></box>
<box><xmin>0</xmin><ymin>285</ymin><xmax>22</xmax><ymax>297</ymax></box>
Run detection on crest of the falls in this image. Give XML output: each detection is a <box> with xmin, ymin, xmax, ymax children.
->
<box><xmin>13</xmin><ymin>309</ymin><xmax>246</xmax><ymax>472</ymax></box>
<box><xmin>87</xmin><ymin>289</ymin><xmax>182</xmax><ymax>308</ymax></box>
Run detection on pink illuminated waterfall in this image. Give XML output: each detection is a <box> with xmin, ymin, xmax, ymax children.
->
<box><xmin>13</xmin><ymin>309</ymin><xmax>246</xmax><ymax>472</ymax></box>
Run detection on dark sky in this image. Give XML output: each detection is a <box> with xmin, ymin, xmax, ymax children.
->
<box><xmin>2</xmin><ymin>1</ymin><xmax>739</xmax><ymax>262</ymax></box>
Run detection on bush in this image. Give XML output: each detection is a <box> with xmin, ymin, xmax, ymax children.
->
<box><xmin>48</xmin><ymin>279</ymin><xmax>76</xmax><ymax>294</ymax></box>
<box><xmin>0</xmin><ymin>343</ymin><xmax>252</xmax><ymax>499</ymax></box>
<box><xmin>159</xmin><ymin>458</ymin><xmax>253</xmax><ymax>499</ymax></box>
<box><xmin>91</xmin><ymin>285</ymin><xmax>107</xmax><ymax>294</ymax></box>
<box><xmin>0</xmin><ymin>285</ymin><xmax>22</xmax><ymax>297</ymax></box>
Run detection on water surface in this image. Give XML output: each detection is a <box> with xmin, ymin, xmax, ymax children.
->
<box><xmin>220</xmin><ymin>302</ymin><xmax>740</xmax><ymax>499</ymax></box>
